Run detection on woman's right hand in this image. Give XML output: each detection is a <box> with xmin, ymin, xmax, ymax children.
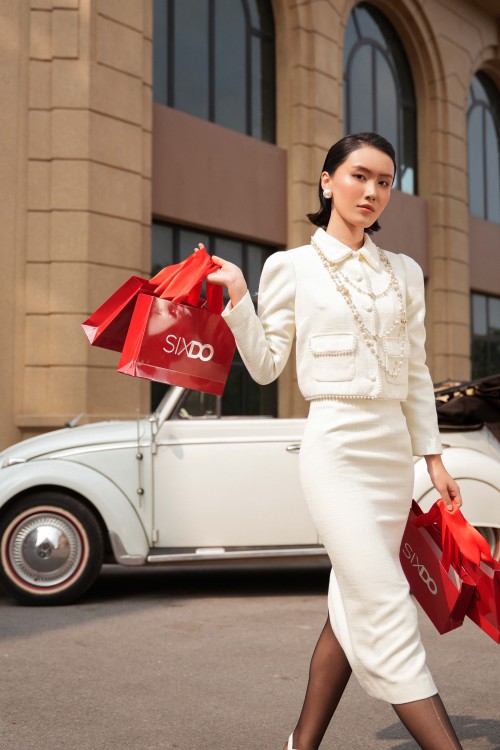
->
<box><xmin>197</xmin><ymin>243</ymin><xmax>248</xmax><ymax>308</ymax></box>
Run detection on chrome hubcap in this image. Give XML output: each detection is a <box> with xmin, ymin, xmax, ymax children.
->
<box><xmin>9</xmin><ymin>513</ymin><xmax>83</xmax><ymax>587</ymax></box>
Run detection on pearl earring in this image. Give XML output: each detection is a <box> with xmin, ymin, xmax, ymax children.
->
<box><xmin>322</xmin><ymin>188</ymin><xmax>332</xmax><ymax>199</ymax></box>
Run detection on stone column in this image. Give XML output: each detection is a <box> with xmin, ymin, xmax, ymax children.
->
<box><xmin>19</xmin><ymin>0</ymin><xmax>153</xmax><ymax>439</ymax></box>
<box><xmin>0</xmin><ymin>1</ymin><xmax>30</xmax><ymax>450</ymax></box>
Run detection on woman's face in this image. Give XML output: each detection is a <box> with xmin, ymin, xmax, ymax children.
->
<box><xmin>322</xmin><ymin>145</ymin><xmax>394</xmax><ymax>230</ymax></box>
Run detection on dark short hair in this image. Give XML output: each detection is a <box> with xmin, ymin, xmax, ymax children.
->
<box><xmin>307</xmin><ymin>132</ymin><xmax>397</xmax><ymax>234</ymax></box>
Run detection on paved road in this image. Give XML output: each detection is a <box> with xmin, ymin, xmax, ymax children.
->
<box><xmin>0</xmin><ymin>563</ymin><xmax>498</xmax><ymax>750</ymax></box>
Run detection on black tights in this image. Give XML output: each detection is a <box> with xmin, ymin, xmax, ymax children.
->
<box><xmin>286</xmin><ymin>617</ymin><xmax>462</xmax><ymax>750</ymax></box>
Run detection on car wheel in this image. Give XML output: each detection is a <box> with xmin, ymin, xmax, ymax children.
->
<box><xmin>0</xmin><ymin>492</ymin><xmax>104</xmax><ymax>605</ymax></box>
<box><xmin>476</xmin><ymin>526</ymin><xmax>500</xmax><ymax>562</ymax></box>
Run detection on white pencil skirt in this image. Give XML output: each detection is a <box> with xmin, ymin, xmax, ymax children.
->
<box><xmin>299</xmin><ymin>398</ymin><xmax>438</xmax><ymax>704</ymax></box>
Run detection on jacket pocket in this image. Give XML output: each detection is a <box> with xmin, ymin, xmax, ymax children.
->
<box><xmin>384</xmin><ymin>336</ymin><xmax>409</xmax><ymax>384</ymax></box>
<box><xmin>310</xmin><ymin>333</ymin><xmax>356</xmax><ymax>382</ymax></box>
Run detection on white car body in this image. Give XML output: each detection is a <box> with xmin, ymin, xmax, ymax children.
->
<box><xmin>0</xmin><ymin>386</ymin><xmax>499</xmax><ymax>604</ymax></box>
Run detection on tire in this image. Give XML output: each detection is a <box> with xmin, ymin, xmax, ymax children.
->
<box><xmin>0</xmin><ymin>492</ymin><xmax>104</xmax><ymax>605</ymax></box>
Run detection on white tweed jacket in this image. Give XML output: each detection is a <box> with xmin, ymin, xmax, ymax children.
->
<box><xmin>222</xmin><ymin>227</ymin><xmax>442</xmax><ymax>456</ymax></box>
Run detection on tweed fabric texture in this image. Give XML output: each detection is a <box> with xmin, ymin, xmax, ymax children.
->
<box><xmin>299</xmin><ymin>398</ymin><xmax>437</xmax><ymax>703</ymax></box>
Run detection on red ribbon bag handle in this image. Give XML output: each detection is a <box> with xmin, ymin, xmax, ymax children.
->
<box><xmin>414</xmin><ymin>499</ymin><xmax>493</xmax><ymax>570</ymax></box>
<box><xmin>149</xmin><ymin>248</ymin><xmax>223</xmax><ymax>314</ymax></box>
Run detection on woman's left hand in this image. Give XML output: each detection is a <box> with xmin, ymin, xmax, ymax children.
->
<box><xmin>425</xmin><ymin>454</ymin><xmax>462</xmax><ymax>510</ymax></box>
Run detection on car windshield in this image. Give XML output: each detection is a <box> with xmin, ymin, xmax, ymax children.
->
<box><xmin>154</xmin><ymin>386</ymin><xmax>219</xmax><ymax>421</ymax></box>
<box><xmin>173</xmin><ymin>390</ymin><xmax>219</xmax><ymax>419</ymax></box>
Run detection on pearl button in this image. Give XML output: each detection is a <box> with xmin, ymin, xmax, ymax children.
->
<box><xmin>356</xmin><ymin>275</ymin><xmax>363</xmax><ymax>282</ymax></box>
<box><xmin>366</xmin><ymin>305</ymin><xmax>373</xmax><ymax>312</ymax></box>
<box><xmin>370</xmin><ymin>375</ymin><xmax>377</xmax><ymax>382</ymax></box>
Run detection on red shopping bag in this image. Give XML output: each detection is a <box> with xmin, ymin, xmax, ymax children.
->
<box><xmin>82</xmin><ymin>276</ymin><xmax>157</xmax><ymax>352</ymax></box>
<box><xmin>82</xmin><ymin>251</ymin><xmax>216</xmax><ymax>352</ymax></box>
<box><xmin>465</xmin><ymin>558</ymin><xmax>500</xmax><ymax>643</ymax></box>
<box><xmin>413</xmin><ymin>500</ymin><xmax>500</xmax><ymax>643</ymax></box>
<box><xmin>117</xmin><ymin>250</ymin><xmax>236</xmax><ymax>395</ymax></box>
<box><xmin>400</xmin><ymin>500</ymin><xmax>476</xmax><ymax>634</ymax></box>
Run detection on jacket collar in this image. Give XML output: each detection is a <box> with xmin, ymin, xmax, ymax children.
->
<box><xmin>311</xmin><ymin>228</ymin><xmax>381</xmax><ymax>271</ymax></box>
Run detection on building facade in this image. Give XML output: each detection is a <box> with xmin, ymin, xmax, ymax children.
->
<box><xmin>0</xmin><ymin>0</ymin><xmax>499</xmax><ymax>450</ymax></box>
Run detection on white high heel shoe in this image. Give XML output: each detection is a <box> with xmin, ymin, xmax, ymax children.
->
<box><xmin>288</xmin><ymin>733</ymin><xmax>299</xmax><ymax>750</ymax></box>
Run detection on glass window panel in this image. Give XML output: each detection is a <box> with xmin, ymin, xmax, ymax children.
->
<box><xmin>156</xmin><ymin>0</ymin><xmax>274</xmax><ymax>143</ymax></box>
<box><xmin>214</xmin><ymin>0</ymin><xmax>246</xmax><ymax>134</ymax></box>
<box><xmin>355</xmin><ymin>6</ymin><xmax>385</xmax><ymax>45</ymax></box>
<box><xmin>247</xmin><ymin>244</ymin><xmax>269</xmax><ymax>296</ymax></box>
<box><xmin>246</xmin><ymin>0</ymin><xmax>259</xmax><ymax>27</ymax></box>
<box><xmin>472</xmin><ymin>293</ymin><xmax>487</xmax><ymax>335</ymax></box>
<box><xmin>178</xmin><ymin>228</ymin><xmax>210</xmax><ymax>260</ymax></box>
<box><xmin>214</xmin><ymin>237</ymin><xmax>243</xmax><ymax>301</ymax></box>
<box><xmin>471</xmin><ymin>293</ymin><xmax>500</xmax><ymax>378</ymax></box>
<box><xmin>153</xmin><ymin>0</ymin><xmax>168</xmax><ymax>105</ymax></box>
<box><xmin>214</xmin><ymin>237</ymin><xmax>243</xmax><ymax>267</ymax></box>
<box><xmin>177</xmin><ymin>390</ymin><xmax>218</xmax><ymax>418</ymax></box>
<box><xmin>173</xmin><ymin>0</ymin><xmax>209</xmax><ymax>120</ymax></box>
<box><xmin>375</xmin><ymin>51</ymin><xmax>398</xmax><ymax>154</ymax></box>
<box><xmin>468</xmin><ymin>106</ymin><xmax>485</xmax><ymax>218</ymax></box>
<box><xmin>251</xmin><ymin>35</ymin><xmax>263</xmax><ymax>140</ymax></box>
<box><xmin>221</xmin><ymin>354</ymin><xmax>245</xmax><ymax>415</ymax></box>
<box><xmin>391</xmin><ymin>52</ymin><xmax>413</xmax><ymax>107</ymax></box>
<box><xmin>247</xmin><ymin>0</ymin><xmax>274</xmax><ymax>35</ymax></box>
<box><xmin>488</xmin><ymin>296</ymin><xmax>500</xmax><ymax>335</ymax></box>
<box><xmin>348</xmin><ymin>44</ymin><xmax>373</xmax><ymax>133</ymax></box>
<box><xmin>152</xmin><ymin>222</ymin><xmax>174</xmax><ymax>276</ymax></box>
<box><xmin>400</xmin><ymin>167</ymin><xmax>414</xmax><ymax>194</ymax></box>
<box><xmin>490</xmin><ymin>341</ymin><xmax>500</xmax><ymax>374</ymax></box>
<box><xmin>485</xmin><ymin>111</ymin><xmax>500</xmax><ymax>223</ymax></box>
<box><xmin>467</xmin><ymin>73</ymin><xmax>500</xmax><ymax>224</ymax></box>
<box><xmin>344</xmin><ymin>13</ymin><xmax>357</xmax><ymax>58</ymax></box>
<box><xmin>257</xmin><ymin>37</ymin><xmax>275</xmax><ymax>143</ymax></box>
<box><xmin>400</xmin><ymin>106</ymin><xmax>416</xmax><ymax>193</ymax></box>
<box><xmin>471</xmin><ymin>339</ymin><xmax>489</xmax><ymax>379</ymax></box>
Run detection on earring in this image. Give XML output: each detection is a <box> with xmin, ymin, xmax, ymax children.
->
<box><xmin>322</xmin><ymin>188</ymin><xmax>332</xmax><ymax>199</ymax></box>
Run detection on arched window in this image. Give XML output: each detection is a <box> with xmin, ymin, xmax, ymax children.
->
<box><xmin>467</xmin><ymin>72</ymin><xmax>500</xmax><ymax>224</ymax></box>
<box><xmin>343</xmin><ymin>3</ymin><xmax>417</xmax><ymax>194</ymax></box>
<box><xmin>153</xmin><ymin>0</ymin><xmax>275</xmax><ymax>143</ymax></box>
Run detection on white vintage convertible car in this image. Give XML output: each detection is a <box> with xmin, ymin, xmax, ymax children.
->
<box><xmin>0</xmin><ymin>378</ymin><xmax>499</xmax><ymax>605</ymax></box>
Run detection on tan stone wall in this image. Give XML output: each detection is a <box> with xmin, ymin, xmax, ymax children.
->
<box><xmin>0</xmin><ymin>2</ymin><xmax>30</xmax><ymax>451</ymax></box>
<box><xmin>0</xmin><ymin>0</ymin><xmax>153</xmax><ymax>448</ymax></box>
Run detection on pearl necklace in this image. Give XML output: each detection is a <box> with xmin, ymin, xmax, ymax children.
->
<box><xmin>336</xmin><ymin>269</ymin><xmax>392</xmax><ymax>299</ymax></box>
<box><xmin>311</xmin><ymin>237</ymin><xmax>408</xmax><ymax>380</ymax></box>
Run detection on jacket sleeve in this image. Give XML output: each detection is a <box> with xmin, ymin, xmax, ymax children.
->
<box><xmin>400</xmin><ymin>254</ymin><xmax>442</xmax><ymax>456</ymax></box>
<box><xmin>221</xmin><ymin>251</ymin><xmax>296</xmax><ymax>385</ymax></box>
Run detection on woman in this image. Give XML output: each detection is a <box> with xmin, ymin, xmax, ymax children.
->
<box><xmin>205</xmin><ymin>132</ymin><xmax>463</xmax><ymax>750</ymax></box>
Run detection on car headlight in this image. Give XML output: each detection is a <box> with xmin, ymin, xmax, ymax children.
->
<box><xmin>1</xmin><ymin>457</ymin><xmax>27</xmax><ymax>468</ymax></box>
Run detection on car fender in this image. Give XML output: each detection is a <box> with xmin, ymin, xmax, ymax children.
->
<box><xmin>0</xmin><ymin>459</ymin><xmax>149</xmax><ymax>564</ymax></box>
<box><xmin>414</xmin><ymin>448</ymin><xmax>500</xmax><ymax>528</ymax></box>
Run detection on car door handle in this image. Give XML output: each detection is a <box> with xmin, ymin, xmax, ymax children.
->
<box><xmin>286</xmin><ymin>443</ymin><xmax>301</xmax><ymax>453</ymax></box>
